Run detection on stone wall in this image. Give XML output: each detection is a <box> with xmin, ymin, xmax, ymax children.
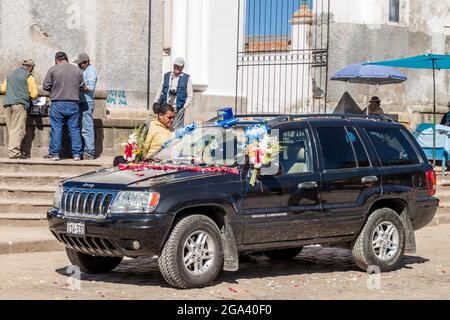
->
<box><xmin>0</xmin><ymin>0</ymin><xmax>163</xmax><ymax>114</ymax></box>
<box><xmin>327</xmin><ymin>0</ymin><xmax>450</xmax><ymax>125</ymax></box>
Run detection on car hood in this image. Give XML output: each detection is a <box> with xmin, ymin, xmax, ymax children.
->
<box><xmin>63</xmin><ymin>167</ymin><xmax>237</xmax><ymax>189</ymax></box>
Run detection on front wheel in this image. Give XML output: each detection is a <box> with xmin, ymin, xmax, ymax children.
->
<box><xmin>159</xmin><ymin>215</ymin><xmax>224</xmax><ymax>289</ymax></box>
<box><xmin>66</xmin><ymin>248</ymin><xmax>123</xmax><ymax>274</ymax></box>
<box><xmin>352</xmin><ymin>208</ymin><xmax>406</xmax><ymax>272</ymax></box>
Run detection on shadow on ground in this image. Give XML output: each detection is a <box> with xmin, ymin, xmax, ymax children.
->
<box><xmin>55</xmin><ymin>246</ymin><xmax>429</xmax><ymax>289</ymax></box>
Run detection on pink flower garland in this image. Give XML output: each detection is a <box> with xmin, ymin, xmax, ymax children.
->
<box><xmin>118</xmin><ymin>163</ymin><xmax>240</xmax><ymax>175</ymax></box>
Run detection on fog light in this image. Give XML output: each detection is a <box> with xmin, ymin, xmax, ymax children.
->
<box><xmin>132</xmin><ymin>241</ymin><xmax>141</xmax><ymax>250</ymax></box>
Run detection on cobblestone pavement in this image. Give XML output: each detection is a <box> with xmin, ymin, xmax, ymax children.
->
<box><xmin>0</xmin><ymin>223</ymin><xmax>449</xmax><ymax>300</ymax></box>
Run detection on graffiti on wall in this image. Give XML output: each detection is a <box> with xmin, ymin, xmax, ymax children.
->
<box><xmin>106</xmin><ymin>90</ymin><xmax>128</xmax><ymax>108</ymax></box>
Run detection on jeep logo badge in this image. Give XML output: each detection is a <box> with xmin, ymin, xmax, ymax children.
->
<box><xmin>83</xmin><ymin>183</ymin><xmax>95</xmax><ymax>189</ymax></box>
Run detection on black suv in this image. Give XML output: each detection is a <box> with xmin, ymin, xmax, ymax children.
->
<box><xmin>48</xmin><ymin>114</ymin><xmax>438</xmax><ymax>288</ymax></box>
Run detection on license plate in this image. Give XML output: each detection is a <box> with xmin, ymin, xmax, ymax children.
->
<box><xmin>66</xmin><ymin>222</ymin><xmax>86</xmax><ymax>236</ymax></box>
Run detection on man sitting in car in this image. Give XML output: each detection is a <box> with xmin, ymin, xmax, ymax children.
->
<box><xmin>144</xmin><ymin>104</ymin><xmax>175</xmax><ymax>158</ymax></box>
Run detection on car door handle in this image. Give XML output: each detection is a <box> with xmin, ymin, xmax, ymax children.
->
<box><xmin>298</xmin><ymin>181</ymin><xmax>319</xmax><ymax>191</ymax></box>
<box><xmin>362</xmin><ymin>176</ymin><xmax>379</xmax><ymax>186</ymax></box>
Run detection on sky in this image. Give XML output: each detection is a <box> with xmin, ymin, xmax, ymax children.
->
<box><xmin>245</xmin><ymin>0</ymin><xmax>314</xmax><ymax>37</ymax></box>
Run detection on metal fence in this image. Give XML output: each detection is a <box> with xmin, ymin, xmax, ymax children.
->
<box><xmin>235</xmin><ymin>0</ymin><xmax>330</xmax><ymax>115</ymax></box>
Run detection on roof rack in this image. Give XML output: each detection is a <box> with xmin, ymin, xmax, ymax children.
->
<box><xmin>206</xmin><ymin>113</ymin><xmax>396</xmax><ymax>125</ymax></box>
<box><xmin>268</xmin><ymin>113</ymin><xmax>396</xmax><ymax>123</ymax></box>
<box><xmin>207</xmin><ymin>114</ymin><xmax>286</xmax><ymax>123</ymax></box>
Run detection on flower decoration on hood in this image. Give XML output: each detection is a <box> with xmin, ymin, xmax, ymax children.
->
<box><xmin>122</xmin><ymin>125</ymin><xmax>147</xmax><ymax>163</ymax></box>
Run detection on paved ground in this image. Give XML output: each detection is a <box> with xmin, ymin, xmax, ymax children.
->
<box><xmin>0</xmin><ymin>223</ymin><xmax>449</xmax><ymax>300</ymax></box>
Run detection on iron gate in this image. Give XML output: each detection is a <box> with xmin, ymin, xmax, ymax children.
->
<box><xmin>235</xmin><ymin>0</ymin><xmax>330</xmax><ymax>115</ymax></box>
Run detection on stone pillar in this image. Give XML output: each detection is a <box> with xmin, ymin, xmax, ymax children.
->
<box><xmin>186</xmin><ymin>0</ymin><xmax>207</xmax><ymax>86</ymax></box>
<box><xmin>291</xmin><ymin>1</ymin><xmax>313</xmax><ymax>51</ymax></box>
<box><xmin>171</xmin><ymin>0</ymin><xmax>188</xmax><ymax>62</ymax></box>
<box><xmin>291</xmin><ymin>0</ymin><xmax>314</xmax><ymax>113</ymax></box>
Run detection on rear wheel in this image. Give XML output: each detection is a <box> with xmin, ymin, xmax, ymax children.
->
<box><xmin>264</xmin><ymin>247</ymin><xmax>303</xmax><ymax>261</ymax></box>
<box><xmin>352</xmin><ymin>208</ymin><xmax>405</xmax><ymax>272</ymax></box>
<box><xmin>65</xmin><ymin>248</ymin><xmax>123</xmax><ymax>274</ymax></box>
<box><xmin>159</xmin><ymin>215</ymin><xmax>224</xmax><ymax>289</ymax></box>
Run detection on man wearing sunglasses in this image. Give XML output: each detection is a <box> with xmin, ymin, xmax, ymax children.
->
<box><xmin>153</xmin><ymin>57</ymin><xmax>193</xmax><ymax>130</ymax></box>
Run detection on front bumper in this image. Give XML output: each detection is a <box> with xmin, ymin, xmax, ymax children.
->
<box><xmin>47</xmin><ymin>209</ymin><xmax>174</xmax><ymax>258</ymax></box>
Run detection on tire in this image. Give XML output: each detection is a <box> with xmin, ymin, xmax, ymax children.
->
<box><xmin>264</xmin><ymin>247</ymin><xmax>303</xmax><ymax>261</ymax></box>
<box><xmin>352</xmin><ymin>208</ymin><xmax>405</xmax><ymax>272</ymax></box>
<box><xmin>158</xmin><ymin>215</ymin><xmax>224</xmax><ymax>289</ymax></box>
<box><xmin>66</xmin><ymin>248</ymin><xmax>123</xmax><ymax>274</ymax></box>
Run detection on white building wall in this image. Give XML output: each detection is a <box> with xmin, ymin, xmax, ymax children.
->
<box><xmin>330</xmin><ymin>0</ymin><xmax>409</xmax><ymax>27</ymax></box>
<box><xmin>203</xmin><ymin>0</ymin><xmax>238</xmax><ymax>96</ymax></box>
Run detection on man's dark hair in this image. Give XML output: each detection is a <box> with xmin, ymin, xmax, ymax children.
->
<box><xmin>55</xmin><ymin>51</ymin><xmax>69</xmax><ymax>62</ymax></box>
<box><xmin>156</xmin><ymin>104</ymin><xmax>174</xmax><ymax>115</ymax></box>
<box><xmin>152</xmin><ymin>102</ymin><xmax>161</xmax><ymax>115</ymax></box>
<box><xmin>113</xmin><ymin>156</ymin><xmax>127</xmax><ymax>167</ymax></box>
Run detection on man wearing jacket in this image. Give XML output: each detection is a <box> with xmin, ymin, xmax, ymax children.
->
<box><xmin>153</xmin><ymin>57</ymin><xmax>193</xmax><ymax>130</ymax></box>
<box><xmin>42</xmin><ymin>52</ymin><xmax>85</xmax><ymax>161</ymax></box>
<box><xmin>0</xmin><ymin>59</ymin><xmax>38</xmax><ymax>159</ymax></box>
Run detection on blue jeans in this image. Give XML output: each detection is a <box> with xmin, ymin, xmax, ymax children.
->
<box><xmin>79</xmin><ymin>101</ymin><xmax>95</xmax><ymax>157</ymax></box>
<box><xmin>49</xmin><ymin>101</ymin><xmax>82</xmax><ymax>157</ymax></box>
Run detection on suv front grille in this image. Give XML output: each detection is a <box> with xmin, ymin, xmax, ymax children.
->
<box><xmin>61</xmin><ymin>190</ymin><xmax>116</xmax><ymax>218</ymax></box>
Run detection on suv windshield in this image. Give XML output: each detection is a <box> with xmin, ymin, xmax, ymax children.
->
<box><xmin>151</xmin><ymin>125</ymin><xmax>247</xmax><ymax>167</ymax></box>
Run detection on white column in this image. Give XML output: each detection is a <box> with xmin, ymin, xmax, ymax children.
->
<box><xmin>201</xmin><ymin>0</ymin><xmax>210</xmax><ymax>87</ymax></box>
<box><xmin>291</xmin><ymin>3</ymin><xmax>313</xmax><ymax>113</ymax></box>
<box><xmin>186</xmin><ymin>0</ymin><xmax>207</xmax><ymax>85</ymax></box>
<box><xmin>171</xmin><ymin>0</ymin><xmax>188</xmax><ymax>63</ymax></box>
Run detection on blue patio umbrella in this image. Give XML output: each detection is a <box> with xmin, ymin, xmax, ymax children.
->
<box><xmin>331</xmin><ymin>63</ymin><xmax>407</xmax><ymax>115</ymax></box>
<box><xmin>331</xmin><ymin>63</ymin><xmax>407</xmax><ymax>85</ymax></box>
<box><xmin>365</xmin><ymin>54</ymin><xmax>450</xmax><ymax>165</ymax></box>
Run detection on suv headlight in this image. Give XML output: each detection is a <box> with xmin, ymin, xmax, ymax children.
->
<box><xmin>110</xmin><ymin>191</ymin><xmax>160</xmax><ymax>214</ymax></box>
<box><xmin>53</xmin><ymin>184</ymin><xmax>63</xmax><ymax>209</ymax></box>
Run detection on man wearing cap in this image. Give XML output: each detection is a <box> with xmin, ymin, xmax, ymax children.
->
<box><xmin>74</xmin><ymin>53</ymin><xmax>98</xmax><ymax>160</ymax></box>
<box><xmin>153</xmin><ymin>57</ymin><xmax>193</xmax><ymax>130</ymax></box>
<box><xmin>363</xmin><ymin>96</ymin><xmax>385</xmax><ymax>116</ymax></box>
<box><xmin>0</xmin><ymin>59</ymin><xmax>38</xmax><ymax>159</ymax></box>
<box><xmin>42</xmin><ymin>52</ymin><xmax>85</xmax><ymax>161</ymax></box>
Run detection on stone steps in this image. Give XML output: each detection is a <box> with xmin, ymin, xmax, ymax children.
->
<box><xmin>0</xmin><ymin>173</ymin><xmax>72</xmax><ymax>187</ymax></box>
<box><xmin>0</xmin><ymin>199</ymin><xmax>52</xmax><ymax>217</ymax></box>
<box><xmin>0</xmin><ymin>213</ymin><xmax>48</xmax><ymax>220</ymax></box>
<box><xmin>0</xmin><ymin>158</ymin><xmax>112</xmax><ymax>221</ymax></box>
<box><xmin>0</xmin><ymin>158</ymin><xmax>111</xmax><ymax>174</ymax></box>
<box><xmin>0</xmin><ymin>220</ymin><xmax>64</xmax><ymax>254</ymax></box>
<box><xmin>0</xmin><ymin>186</ymin><xmax>56</xmax><ymax>202</ymax></box>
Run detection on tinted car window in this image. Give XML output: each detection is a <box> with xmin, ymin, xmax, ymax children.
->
<box><xmin>347</xmin><ymin>127</ymin><xmax>371</xmax><ymax>167</ymax></box>
<box><xmin>365</xmin><ymin>127</ymin><xmax>420</xmax><ymax>166</ymax></box>
<box><xmin>280</xmin><ymin>129</ymin><xmax>312</xmax><ymax>174</ymax></box>
<box><xmin>317</xmin><ymin>127</ymin><xmax>357</xmax><ymax>170</ymax></box>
